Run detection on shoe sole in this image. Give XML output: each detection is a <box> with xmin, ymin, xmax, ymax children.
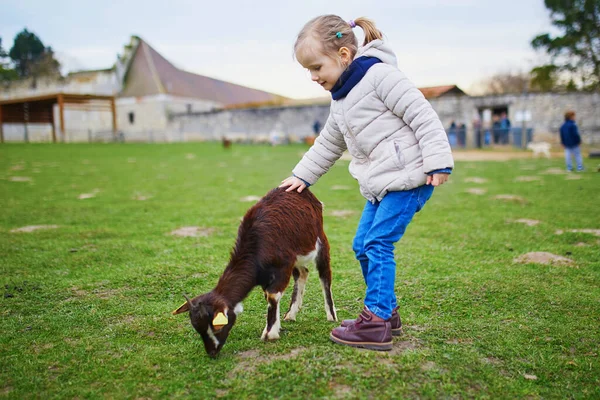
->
<box><xmin>330</xmin><ymin>333</ymin><xmax>393</xmax><ymax>351</ymax></box>
<box><xmin>341</xmin><ymin>324</ymin><xmax>403</xmax><ymax>337</ymax></box>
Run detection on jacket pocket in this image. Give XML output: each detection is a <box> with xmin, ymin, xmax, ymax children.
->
<box><xmin>391</xmin><ymin>140</ymin><xmax>406</xmax><ymax>169</ymax></box>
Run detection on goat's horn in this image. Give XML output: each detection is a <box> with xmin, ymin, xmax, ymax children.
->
<box><xmin>183</xmin><ymin>294</ymin><xmax>196</xmax><ymax>309</ymax></box>
<box><xmin>171</xmin><ymin>294</ymin><xmax>195</xmax><ymax>315</ymax></box>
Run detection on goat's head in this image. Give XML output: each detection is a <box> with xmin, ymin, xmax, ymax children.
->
<box><xmin>172</xmin><ymin>294</ymin><xmax>238</xmax><ymax>357</ymax></box>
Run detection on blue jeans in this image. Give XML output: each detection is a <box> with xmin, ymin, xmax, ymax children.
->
<box><xmin>352</xmin><ymin>185</ymin><xmax>435</xmax><ymax>320</ymax></box>
<box><xmin>565</xmin><ymin>146</ymin><xmax>584</xmax><ymax>171</ymax></box>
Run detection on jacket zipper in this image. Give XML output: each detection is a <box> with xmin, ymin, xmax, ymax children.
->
<box><xmin>341</xmin><ymin>105</ymin><xmax>376</xmax><ymax>202</ymax></box>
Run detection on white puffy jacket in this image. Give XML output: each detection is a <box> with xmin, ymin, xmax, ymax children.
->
<box><xmin>292</xmin><ymin>40</ymin><xmax>454</xmax><ymax>202</ymax></box>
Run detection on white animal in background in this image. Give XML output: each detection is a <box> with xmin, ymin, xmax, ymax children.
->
<box><xmin>526</xmin><ymin>142</ymin><xmax>552</xmax><ymax>158</ymax></box>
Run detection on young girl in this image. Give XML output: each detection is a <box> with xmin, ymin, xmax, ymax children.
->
<box><xmin>280</xmin><ymin>15</ymin><xmax>454</xmax><ymax>351</ymax></box>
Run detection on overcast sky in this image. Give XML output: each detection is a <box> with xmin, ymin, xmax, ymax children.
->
<box><xmin>1</xmin><ymin>0</ymin><xmax>556</xmax><ymax>99</ymax></box>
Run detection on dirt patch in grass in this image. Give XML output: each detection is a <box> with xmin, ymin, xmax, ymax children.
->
<box><xmin>237</xmin><ymin>349</ymin><xmax>261</xmax><ymax>360</ymax></box>
<box><xmin>331</xmin><ymin>185</ymin><xmax>351</xmax><ymax>190</ymax></box>
<box><xmin>329</xmin><ymin>382</ymin><xmax>353</xmax><ymax>399</ymax></box>
<box><xmin>63</xmin><ymin>337</ymin><xmax>80</xmax><ymax>347</ymax></box>
<box><xmin>170</xmin><ymin>226</ymin><xmax>215</xmax><ymax>238</ymax></box>
<box><xmin>514</xmin><ymin>176</ymin><xmax>541</xmax><ymax>182</ymax></box>
<box><xmin>514</xmin><ymin>252</ymin><xmax>574</xmax><ymax>267</ymax></box>
<box><xmin>240</xmin><ymin>195</ymin><xmax>261</xmax><ymax>202</ymax></box>
<box><xmin>232</xmin><ymin>347</ymin><xmax>306</xmax><ymax>375</ymax></box>
<box><xmin>494</xmin><ymin>194</ymin><xmax>527</xmax><ymax>204</ymax></box>
<box><xmin>421</xmin><ymin>361</ymin><xmax>437</xmax><ymax>371</ymax></box>
<box><xmin>329</xmin><ymin>210</ymin><xmax>356</xmax><ymax>218</ymax></box>
<box><xmin>78</xmin><ymin>189</ymin><xmax>100</xmax><ymax>199</ymax></box>
<box><xmin>68</xmin><ymin>286</ymin><xmax>123</xmax><ymax>300</ymax></box>
<box><xmin>482</xmin><ymin>356</ymin><xmax>503</xmax><ymax>365</ymax></box>
<box><xmin>510</xmin><ymin>219</ymin><xmax>540</xmax><ymax>227</ymax></box>
<box><xmin>556</xmin><ymin>229</ymin><xmax>600</xmax><ymax>237</ymax></box>
<box><xmin>466</xmin><ymin>188</ymin><xmax>487</xmax><ymax>195</ymax></box>
<box><xmin>445</xmin><ymin>338</ymin><xmax>474</xmax><ymax>345</ymax></box>
<box><xmin>388</xmin><ymin>339</ymin><xmax>421</xmax><ymax>355</ymax></box>
<box><xmin>565</xmin><ymin>175</ymin><xmax>582</xmax><ymax>180</ymax></box>
<box><xmin>10</xmin><ymin>225</ymin><xmax>59</xmax><ymax>233</ymax></box>
<box><xmin>9</xmin><ymin>176</ymin><xmax>32</xmax><ymax>182</ymax></box>
<box><xmin>541</xmin><ymin>168</ymin><xmax>567</xmax><ymax>175</ymax></box>
<box><xmin>132</xmin><ymin>193</ymin><xmax>152</xmax><ymax>201</ymax></box>
<box><xmin>464</xmin><ymin>177</ymin><xmax>488</xmax><ymax>184</ymax></box>
<box><xmin>405</xmin><ymin>325</ymin><xmax>427</xmax><ymax>332</ymax></box>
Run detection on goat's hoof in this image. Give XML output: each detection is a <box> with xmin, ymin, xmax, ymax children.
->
<box><xmin>261</xmin><ymin>329</ymin><xmax>280</xmax><ymax>341</ymax></box>
<box><xmin>283</xmin><ymin>313</ymin><xmax>296</xmax><ymax>322</ymax></box>
<box><xmin>261</xmin><ymin>334</ymin><xmax>280</xmax><ymax>341</ymax></box>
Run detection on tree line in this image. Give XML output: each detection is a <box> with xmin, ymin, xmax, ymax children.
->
<box><xmin>0</xmin><ymin>29</ymin><xmax>61</xmax><ymax>85</ymax></box>
<box><xmin>476</xmin><ymin>0</ymin><xmax>599</xmax><ymax>94</ymax></box>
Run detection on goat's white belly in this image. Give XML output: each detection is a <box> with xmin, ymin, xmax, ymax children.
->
<box><xmin>295</xmin><ymin>240</ymin><xmax>320</xmax><ymax>267</ymax></box>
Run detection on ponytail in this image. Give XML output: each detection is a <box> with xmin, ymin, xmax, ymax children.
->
<box><xmin>353</xmin><ymin>17</ymin><xmax>383</xmax><ymax>46</ymax></box>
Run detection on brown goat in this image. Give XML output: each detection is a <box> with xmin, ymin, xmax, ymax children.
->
<box><xmin>172</xmin><ymin>187</ymin><xmax>337</xmax><ymax>357</ymax></box>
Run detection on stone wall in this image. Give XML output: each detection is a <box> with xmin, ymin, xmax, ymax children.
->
<box><xmin>168</xmin><ymin>91</ymin><xmax>599</xmax><ymax>147</ymax></box>
<box><xmin>170</xmin><ymin>104</ymin><xmax>331</xmax><ymax>142</ymax></box>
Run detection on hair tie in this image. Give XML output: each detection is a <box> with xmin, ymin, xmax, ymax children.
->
<box><xmin>335</xmin><ymin>32</ymin><xmax>343</xmax><ymax>38</ymax></box>
<box><xmin>348</xmin><ymin>20</ymin><xmax>356</xmax><ymax>28</ymax></box>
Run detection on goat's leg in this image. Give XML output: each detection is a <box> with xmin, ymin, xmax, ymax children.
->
<box><xmin>315</xmin><ymin>235</ymin><xmax>337</xmax><ymax>321</ymax></box>
<box><xmin>261</xmin><ymin>291</ymin><xmax>283</xmax><ymax>341</ymax></box>
<box><xmin>261</xmin><ymin>267</ymin><xmax>293</xmax><ymax>341</ymax></box>
<box><xmin>284</xmin><ymin>266</ymin><xmax>309</xmax><ymax>321</ymax></box>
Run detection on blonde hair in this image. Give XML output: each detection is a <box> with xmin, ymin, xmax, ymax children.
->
<box><xmin>294</xmin><ymin>15</ymin><xmax>383</xmax><ymax>61</ymax></box>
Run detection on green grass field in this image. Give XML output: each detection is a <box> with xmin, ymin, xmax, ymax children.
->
<box><xmin>1</xmin><ymin>143</ymin><xmax>599</xmax><ymax>399</ymax></box>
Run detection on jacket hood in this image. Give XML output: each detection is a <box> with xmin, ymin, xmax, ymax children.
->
<box><xmin>355</xmin><ymin>40</ymin><xmax>397</xmax><ymax>67</ymax></box>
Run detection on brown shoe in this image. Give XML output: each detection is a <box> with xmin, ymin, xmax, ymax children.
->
<box><xmin>330</xmin><ymin>308</ymin><xmax>392</xmax><ymax>351</ymax></box>
<box><xmin>341</xmin><ymin>306</ymin><xmax>403</xmax><ymax>336</ymax></box>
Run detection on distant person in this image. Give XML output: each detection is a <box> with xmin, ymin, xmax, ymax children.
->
<box><xmin>312</xmin><ymin>120</ymin><xmax>322</xmax><ymax>135</ymax></box>
<box><xmin>472</xmin><ymin>118</ymin><xmax>487</xmax><ymax>147</ymax></box>
<box><xmin>560</xmin><ymin>110</ymin><xmax>584</xmax><ymax>172</ymax></box>
<box><xmin>458</xmin><ymin>122</ymin><xmax>466</xmax><ymax>147</ymax></box>
<box><xmin>492</xmin><ymin>115</ymin><xmax>501</xmax><ymax>144</ymax></box>
<box><xmin>280</xmin><ymin>15</ymin><xmax>453</xmax><ymax>351</ymax></box>
<box><xmin>447</xmin><ymin>121</ymin><xmax>457</xmax><ymax>147</ymax></box>
<box><xmin>500</xmin><ymin>112</ymin><xmax>511</xmax><ymax>144</ymax></box>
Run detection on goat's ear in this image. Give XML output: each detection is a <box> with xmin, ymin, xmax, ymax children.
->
<box><xmin>172</xmin><ymin>302</ymin><xmax>190</xmax><ymax>315</ymax></box>
<box><xmin>172</xmin><ymin>294</ymin><xmax>196</xmax><ymax>315</ymax></box>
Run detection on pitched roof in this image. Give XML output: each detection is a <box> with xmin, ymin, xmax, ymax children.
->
<box><xmin>119</xmin><ymin>38</ymin><xmax>285</xmax><ymax>105</ymax></box>
<box><xmin>419</xmin><ymin>85</ymin><xmax>466</xmax><ymax>99</ymax></box>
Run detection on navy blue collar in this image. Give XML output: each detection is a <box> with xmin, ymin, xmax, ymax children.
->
<box><xmin>331</xmin><ymin>56</ymin><xmax>382</xmax><ymax>100</ymax></box>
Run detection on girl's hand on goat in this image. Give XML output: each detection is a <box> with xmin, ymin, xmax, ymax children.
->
<box><xmin>426</xmin><ymin>173</ymin><xmax>449</xmax><ymax>187</ymax></box>
<box><xmin>280</xmin><ymin>176</ymin><xmax>306</xmax><ymax>193</ymax></box>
